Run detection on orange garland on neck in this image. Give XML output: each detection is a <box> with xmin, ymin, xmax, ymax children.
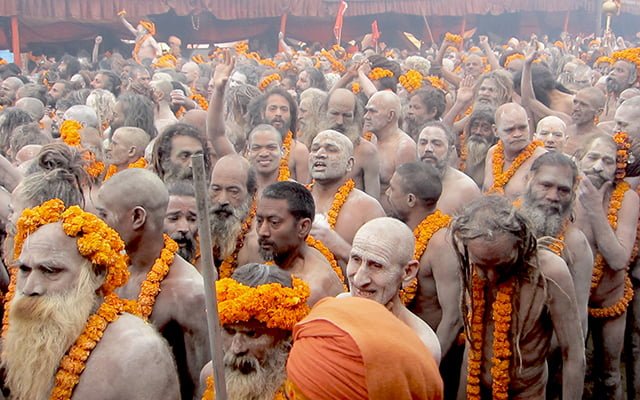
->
<box><xmin>306</xmin><ymin>235</ymin><xmax>347</xmax><ymax>290</ymax></box>
<box><xmin>278</xmin><ymin>131</ymin><xmax>293</xmax><ymax>181</ymax></box>
<box><xmin>133</xmin><ymin>33</ymin><xmax>153</xmax><ymax>64</ymax></box>
<box><xmin>547</xmin><ymin>219</ymin><xmax>569</xmax><ymax>257</ymax></box>
<box><xmin>202</xmin><ymin>376</ymin><xmax>287</xmax><ymax>400</ymax></box>
<box><xmin>466</xmin><ymin>273</ymin><xmax>515</xmax><ymax>400</ymax></box>
<box><xmin>401</xmin><ymin>210</ymin><xmax>452</xmax><ymax>305</ymax></box>
<box><xmin>308</xmin><ymin>179</ymin><xmax>355</xmax><ymax>229</ymax></box>
<box><xmin>122</xmin><ymin>234</ymin><xmax>178</xmax><ymax>320</ymax></box>
<box><xmin>363</xmin><ymin>132</ymin><xmax>375</xmax><ymax>142</ymax></box>
<box><xmin>219</xmin><ymin>199</ymin><xmax>258</xmax><ymax>279</ymax></box>
<box><xmin>191</xmin><ymin>92</ymin><xmax>209</xmax><ymax>110</ymax></box>
<box><xmin>487</xmin><ymin>140</ymin><xmax>543</xmax><ymax>194</ymax></box>
<box><xmin>103</xmin><ymin>157</ymin><xmax>148</xmax><ymax>182</ymax></box>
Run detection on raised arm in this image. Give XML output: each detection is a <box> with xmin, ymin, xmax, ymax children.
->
<box><xmin>278</xmin><ymin>32</ymin><xmax>293</xmax><ymax>55</ymax></box>
<box><xmin>442</xmin><ymin>75</ymin><xmax>475</xmax><ymax>128</ymax></box>
<box><xmin>329</xmin><ymin>61</ymin><xmax>360</xmax><ymax>94</ymax></box>
<box><xmin>478</xmin><ymin>36</ymin><xmax>500</xmax><ymax>71</ymax></box>
<box><xmin>206</xmin><ymin>49</ymin><xmax>237</xmax><ymax>157</ymax></box>
<box><xmin>92</xmin><ymin>36</ymin><xmax>102</xmax><ymax>64</ymax></box>
<box><xmin>356</xmin><ymin>61</ymin><xmax>378</xmax><ymax>98</ymax></box>
<box><xmin>118</xmin><ymin>11</ymin><xmax>138</xmax><ymax>36</ymax></box>
<box><xmin>434</xmin><ymin>39</ymin><xmax>462</xmax><ymax>88</ymax></box>
<box><xmin>520</xmin><ymin>49</ymin><xmax>572</xmax><ymax>124</ymax></box>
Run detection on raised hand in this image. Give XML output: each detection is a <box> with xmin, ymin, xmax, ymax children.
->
<box><xmin>213</xmin><ymin>49</ymin><xmax>235</xmax><ymax>90</ymax></box>
<box><xmin>95</xmin><ymin>36</ymin><xmax>103</xmax><ymax>45</ymax></box>
<box><xmin>456</xmin><ymin>75</ymin><xmax>475</xmax><ymax>104</ymax></box>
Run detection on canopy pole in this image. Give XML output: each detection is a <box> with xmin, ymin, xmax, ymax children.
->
<box><xmin>11</xmin><ymin>16</ymin><xmax>21</xmax><ymax>67</ymax></box>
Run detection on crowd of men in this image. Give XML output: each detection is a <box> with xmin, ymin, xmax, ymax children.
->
<box><xmin>1</xmin><ymin>13</ymin><xmax>640</xmax><ymax>399</ymax></box>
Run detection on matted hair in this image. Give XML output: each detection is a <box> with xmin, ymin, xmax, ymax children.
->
<box><xmin>232</xmin><ymin>263</ymin><xmax>293</xmax><ymax>288</ymax></box>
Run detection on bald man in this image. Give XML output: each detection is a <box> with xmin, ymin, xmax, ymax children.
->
<box><xmin>105</xmin><ymin>127</ymin><xmax>150</xmax><ymax>175</ymax></box>
<box><xmin>151</xmin><ymin>79</ymin><xmax>178</xmax><ymax>134</ymax></box>
<box><xmin>181</xmin><ymin>62</ymin><xmax>200</xmax><ymax>88</ymax></box>
<box><xmin>483</xmin><ymin>103</ymin><xmax>546</xmax><ymax>198</ymax></box>
<box><xmin>562</xmin><ymin>87</ymin><xmax>606</xmax><ymax>155</ymax></box>
<box><xmin>96</xmin><ymin>169</ymin><xmax>208</xmax><ymax>399</ymax></box>
<box><xmin>363</xmin><ymin>91</ymin><xmax>417</xmax><ymax>211</ymax></box>
<box><xmin>0</xmin><ymin>77</ymin><xmax>24</xmax><ymax>106</ymax></box>
<box><xmin>15</xmin><ymin>97</ymin><xmax>51</xmax><ymax>136</ymax></box>
<box><xmin>342</xmin><ymin>217</ymin><xmax>441</xmax><ymax>363</ymax></box>
<box><xmin>534</xmin><ymin>116</ymin><xmax>567</xmax><ymax>153</ymax></box>
<box><xmin>63</xmin><ymin>104</ymin><xmax>99</xmax><ymax>129</ymax></box>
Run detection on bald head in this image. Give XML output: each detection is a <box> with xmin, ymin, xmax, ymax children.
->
<box><xmin>113</xmin><ymin>127</ymin><xmax>151</xmax><ymax>159</ymax></box>
<box><xmin>64</xmin><ymin>105</ymin><xmax>99</xmax><ymax>129</ymax></box>
<box><xmin>313</xmin><ymin>130</ymin><xmax>354</xmax><ymax>157</ymax></box>
<box><xmin>15</xmin><ymin>97</ymin><xmax>45</xmax><ymax>121</ymax></box>
<box><xmin>577</xmin><ymin>87</ymin><xmax>606</xmax><ymax>109</ymax></box>
<box><xmin>3</xmin><ymin>77</ymin><xmax>23</xmax><ymax>91</ymax></box>
<box><xmin>353</xmin><ymin>217</ymin><xmax>415</xmax><ymax>266</ymax></box>
<box><xmin>329</xmin><ymin>88</ymin><xmax>356</xmax><ymax>108</ymax></box>
<box><xmin>495</xmin><ymin>102</ymin><xmax>527</xmax><ymax>126</ymax></box>
<box><xmin>369</xmin><ymin>91</ymin><xmax>402</xmax><ymax>116</ymax></box>
<box><xmin>182</xmin><ymin>110</ymin><xmax>207</xmax><ymax>135</ymax></box>
<box><xmin>98</xmin><ymin>168</ymin><xmax>169</xmax><ymax>233</ymax></box>
<box><xmin>536</xmin><ymin>116</ymin><xmax>566</xmax><ymax>133</ymax></box>
<box><xmin>151</xmin><ymin>79</ymin><xmax>173</xmax><ymax>103</ymax></box>
<box><xmin>211</xmin><ymin>154</ymin><xmax>255</xmax><ymax>194</ymax></box>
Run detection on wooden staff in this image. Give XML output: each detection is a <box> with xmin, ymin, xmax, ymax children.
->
<box><xmin>422</xmin><ymin>14</ymin><xmax>435</xmax><ymax>46</ymax></box>
<box><xmin>192</xmin><ymin>154</ymin><xmax>227</xmax><ymax>400</ymax></box>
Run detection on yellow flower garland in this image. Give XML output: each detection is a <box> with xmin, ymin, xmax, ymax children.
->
<box><xmin>153</xmin><ymin>54</ymin><xmax>178</xmax><ymax>69</ymax></box>
<box><xmin>191</xmin><ymin>92</ymin><xmax>209</xmax><ymax>111</ymax></box>
<box><xmin>363</xmin><ymin>131</ymin><xmax>375</xmax><ymax>142</ymax></box>
<box><xmin>122</xmin><ymin>234</ymin><xmax>178</xmax><ymax>320</ymax></box>
<box><xmin>260</xmin><ymin>59</ymin><xmax>277</xmax><ymax>68</ymax></box>
<box><xmin>259</xmin><ymin>73</ymin><xmax>282</xmax><ymax>91</ymax></box>
<box><xmin>445</xmin><ymin>32</ymin><xmax>463</xmax><ymax>46</ymax></box>
<box><xmin>103</xmin><ymin>157</ymin><xmax>148</xmax><ymax>182</ymax></box>
<box><xmin>235</xmin><ymin>41</ymin><xmax>249</xmax><ymax>54</ymax></box>
<box><xmin>320</xmin><ymin>50</ymin><xmax>346</xmax><ymax>74</ymax></box>
<box><xmin>60</xmin><ymin>119</ymin><xmax>83</xmax><ymax>147</ymax></box>
<box><xmin>547</xmin><ymin>220</ymin><xmax>569</xmax><ymax>257</ymax></box>
<box><xmin>595</xmin><ymin>56</ymin><xmax>614</xmax><ymax>66</ymax></box>
<box><xmin>351</xmin><ymin>82</ymin><xmax>360</xmax><ymax>94</ymax></box>
<box><xmin>504</xmin><ymin>53</ymin><xmax>525</xmax><ymax>68</ymax></box>
<box><xmin>203</xmin><ymin>376</ymin><xmax>287</xmax><ymax>400</ymax></box>
<box><xmin>306</xmin><ymin>235</ymin><xmax>347</xmax><ymax>290</ymax></box>
<box><xmin>466</xmin><ymin>272</ymin><xmax>514</xmax><ymax>400</ymax></box>
<box><xmin>400</xmin><ymin>210</ymin><xmax>452</xmax><ymax>305</ymax></box>
<box><xmin>487</xmin><ymin>140</ymin><xmax>543</xmax><ymax>194</ymax></box>
<box><xmin>306</xmin><ymin>179</ymin><xmax>355</xmax><ymax>229</ymax></box>
<box><xmin>368</xmin><ymin>67</ymin><xmax>394</xmax><ymax>80</ymax></box>
<box><xmin>399</xmin><ymin>69</ymin><xmax>423</xmax><ymax>93</ymax></box>
<box><xmin>216</xmin><ymin>276</ymin><xmax>311</xmax><ymax>330</ymax></box>
<box><xmin>50</xmin><ymin>293</ymin><xmax>124</xmax><ymax>400</ymax></box>
<box><xmin>219</xmin><ymin>199</ymin><xmax>258</xmax><ymax>279</ymax></box>
<box><xmin>612</xmin><ymin>48</ymin><xmax>640</xmax><ymax>80</ymax></box>
<box><xmin>278</xmin><ymin>131</ymin><xmax>293</xmax><ymax>181</ymax></box>
<box><xmin>614</xmin><ymin>131</ymin><xmax>631</xmax><ymax>180</ymax></box>
<box><xmin>426</xmin><ymin>75</ymin><xmax>447</xmax><ymax>92</ymax></box>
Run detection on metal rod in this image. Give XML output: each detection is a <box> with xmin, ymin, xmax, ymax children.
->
<box><xmin>192</xmin><ymin>154</ymin><xmax>227</xmax><ymax>400</ymax></box>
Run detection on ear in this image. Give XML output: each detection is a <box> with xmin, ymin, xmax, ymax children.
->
<box><xmin>407</xmin><ymin>193</ymin><xmax>417</xmax><ymax>208</ymax></box>
<box><xmin>298</xmin><ymin>217</ymin><xmax>312</xmax><ymax>238</ymax></box>
<box><xmin>401</xmin><ymin>260</ymin><xmax>420</xmax><ymax>287</ymax></box>
<box><xmin>492</xmin><ymin>124</ymin><xmax>497</xmax><ymax>136</ymax></box>
<box><xmin>346</xmin><ymin>156</ymin><xmax>355</xmax><ymax>173</ymax></box>
<box><xmin>131</xmin><ymin>206</ymin><xmax>147</xmax><ymax>230</ymax></box>
<box><xmin>127</xmin><ymin>146</ymin><xmax>137</xmax><ymax>157</ymax></box>
<box><xmin>426</xmin><ymin>107</ymin><xmax>438</xmax><ymax>120</ymax></box>
<box><xmin>388</xmin><ymin>110</ymin><xmax>396</xmax><ymax>123</ymax></box>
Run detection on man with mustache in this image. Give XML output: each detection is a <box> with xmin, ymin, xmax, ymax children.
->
<box><xmin>208</xmin><ymin>154</ymin><xmax>261</xmax><ymax>269</ymax></box>
<box><xmin>307</xmin><ymin>130</ymin><xmax>385</xmax><ymax>264</ymax></box>
<box><xmin>96</xmin><ymin>168</ymin><xmax>209</xmax><ymax>399</ymax></box>
<box><xmin>363</xmin><ymin>91</ymin><xmax>416</xmax><ymax>211</ymax></box>
<box><xmin>198</xmin><ymin>263</ymin><xmax>310</xmax><ymax>400</ymax></box>
<box><xmin>318</xmin><ymin>88</ymin><xmax>381</xmax><ymax>199</ymax></box>
<box><xmin>520</xmin><ymin>152</ymin><xmax>594</xmax><ymax>399</ymax></box>
<box><xmin>575</xmin><ymin>134</ymin><xmax>639</xmax><ymax>399</ymax></box>
<box><xmin>164</xmin><ymin>180</ymin><xmax>199</xmax><ymax>267</ymax></box>
<box><xmin>564</xmin><ymin>88</ymin><xmax>606</xmax><ymax>155</ymax></box>
<box><xmin>602</xmin><ymin>49</ymin><xmax>640</xmax><ymax>121</ymax></box>
<box><xmin>104</xmin><ymin>126</ymin><xmax>149</xmax><ymax>178</ymax></box>
<box><xmin>417</xmin><ymin>122</ymin><xmax>481</xmax><ymax>215</ymax></box>
<box><xmin>483</xmin><ymin>103</ymin><xmax>546</xmax><ymax>199</ymax></box>
<box><xmin>403</xmin><ymin>86</ymin><xmax>445</xmax><ymax>141</ymax></box>
<box><xmin>257</xmin><ymin>181</ymin><xmax>344</xmax><ymax>306</ymax></box>
<box><xmin>3</xmin><ymin>200</ymin><xmax>179</xmax><ymax>400</ymax></box>
<box><xmin>152</xmin><ymin>122</ymin><xmax>210</xmax><ymax>183</ymax></box>
<box><xmin>460</xmin><ymin>106</ymin><xmax>497</xmax><ymax>186</ymax></box>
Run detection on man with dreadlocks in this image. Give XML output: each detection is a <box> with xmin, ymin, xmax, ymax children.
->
<box><xmin>451</xmin><ymin>195</ymin><xmax>585</xmax><ymax>399</ymax></box>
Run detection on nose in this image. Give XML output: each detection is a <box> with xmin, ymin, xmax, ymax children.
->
<box><xmin>257</xmin><ymin>220</ymin><xmax>270</xmax><ymax>238</ymax></box>
<box><xmin>351</xmin><ymin>264</ymin><xmax>371</xmax><ymax>288</ymax></box>
<box><xmin>335</xmin><ymin>114</ymin><xmax>344</xmax><ymax>125</ymax></box>
<box><xmin>230</xmin><ymin>333</ymin><xmax>249</xmax><ymax>356</ymax></box>
<box><xmin>21</xmin><ymin>272</ymin><xmax>44</xmax><ymax>297</ymax></box>
<box><xmin>593</xmin><ymin>159</ymin><xmax>605</xmax><ymax>172</ymax></box>
<box><xmin>545</xmin><ymin>187</ymin><xmax>559</xmax><ymax>202</ymax></box>
<box><xmin>175</xmin><ymin>218</ymin><xmax>190</xmax><ymax>234</ymax></box>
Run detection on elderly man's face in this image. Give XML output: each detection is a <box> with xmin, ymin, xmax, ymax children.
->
<box><xmin>525</xmin><ymin>164</ymin><xmax>574</xmax><ymax>217</ymax></box>
<box><xmin>417</xmin><ymin>126</ymin><xmax>451</xmax><ymax>174</ymax></box>
<box><xmin>222</xmin><ymin>320</ymin><xmax>286</xmax><ymax>373</ymax></box>
<box><xmin>466</xmin><ymin>232</ymin><xmax>520</xmax><ymax>283</ymax></box>
<box><xmin>16</xmin><ymin>223</ymin><xmax>92</xmax><ymax>296</ymax></box>
<box><xmin>579</xmin><ymin>138</ymin><xmax>617</xmax><ymax>189</ymax></box>
<box><xmin>495</xmin><ymin>108</ymin><xmax>530</xmax><ymax>155</ymax></box>
<box><xmin>347</xmin><ymin>229</ymin><xmax>405</xmax><ymax>307</ymax></box>
<box><xmin>309</xmin><ymin>134</ymin><xmax>351</xmax><ymax>181</ymax></box>
<box><xmin>165</xmin><ymin>135</ymin><xmax>204</xmax><ymax>181</ymax></box>
<box><xmin>363</xmin><ymin>97</ymin><xmax>390</xmax><ymax>134</ymax></box>
<box><xmin>607</xmin><ymin>61</ymin><xmax>634</xmax><ymax>93</ymax></box>
<box><xmin>534</xmin><ymin>120</ymin><xmax>566</xmax><ymax>152</ymax></box>
<box><xmin>164</xmin><ymin>195</ymin><xmax>198</xmax><ymax>261</ymax></box>
<box><xmin>614</xmin><ymin>104</ymin><xmax>640</xmax><ymax>140</ymax></box>
<box><xmin>406</xmin><ymin>95</ymin><xmax>430</xmax><ymax>127</ymax></box>
<box><xmin>476</xmin><ymin>78</ymin><xmax>499</xmax><ymax>107</ymax></box>
<box><xmin>326</xmin><ymin>92</ymin><xmax>356</xmax><ymax>132</ymax></box>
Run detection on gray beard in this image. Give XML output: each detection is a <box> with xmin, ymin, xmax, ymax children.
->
<box><xmin>466</xmin><ymin>135</ymin><xmax>493</xmax><ymax>168</ymax></box>
<box><xmin>317</xmin><ymin>117</ymin><xmax>361</xmax><ymax>144</ymax></box>
<box><xmin>209</xmin><ymin>198</ymin><xmax>250</xmax><ymax>260</ymax></box>
<box><xmin>520</xmin><ymin>202</ymin><xmax>567</xmax><ymax>238</ymax></box>
<box><xmin>224</xmin><ymin>339</ymin><xmax>290</xmax><ymax>400</ymax></box>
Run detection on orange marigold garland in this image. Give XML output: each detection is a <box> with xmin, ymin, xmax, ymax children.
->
<box><xmin>191</xmin><ymin>92</ymin><xmax>209</xmax><ymax>111</ymax></box>
<box><xmin>216</xmin><ymin>276</ymin><xmax>311</xmax><ymax>329</ymax></box>
<box><xmin>219</xmin><ymin>199</ymin><xmax>258</xmax><ymax>279</ymax></box>
<box><xmin>466</xmin><ymin>272</ymin><xmax>514</xmax><ymax>400</ymax></box>
<box><xmin>487</xmin><ymin>140</ymin><xmax>543</xmax><ymax>194</ymax></box>
<box><xmin>611</xmin><ymin>48</ymin><xmax>640</xmax><ymax>81</ymax></box>
<box><xmin>504</xmin><ymin>53</ymin><xmax>525</xmax><ymax>68</ymax></box>
<box><xmin>50</xmin><ymin>293</ymin><xmax>124</xmax><ymax>400</ymax></box>
<box><xmin>547</xmin><ymin>219</ymin><xmax>569</xmax><ymax>257</ymax></box>
<box><xmin>259</xmin><ymin>73</ymin><xmax>282</xmax><ymax>91</ymax></box>
<box><xmin>363</xmin><ymin>132</ymin><xmax>375</xmax><ymax>142</ymax></box>
<box><xmin>103</xmin><ymin>157</ymin><xmax>148</xmax><ymax>182</ymax></box>
<box><xmin>426</xmin><ymin>75</ymin><xmax>448</xmax><ymax>92</ymax></box>
<box><xmin>306</xmin><ymin>235</ymin><xmax>347</xmax><ymax>289</ymax></box>
<box><xmin>351</xmin><ymin>82</ymin><xmax>361</xmax><ymax>94</ymax></box>
<box><xmin>321</xmin><ymin>50</ymin><xmax>346</xmax><ymax>74</ymax></box>
<box><xmin>153</xmin><ymin>54</ymin><xmax>178</xmax><ymax>69</ymax></box>
<box><xmin>614</xmin><ymin>131</ymin><xmax>631</xmax><ymax>180</ymax></box>
<box><xmin>202</xmin><ymin>376</ymin><xmax>286</xmax><ymax>400</ymax></box>
<box><xmin>445</xmin><ymin>32</ymin><xmax>463</xmax><ymax>46</ymax></box>
<box><xmin>60</xmin><ymin>119</ymin><xmax>83</xmax><ymax>147</ymax></box>
<box><xmin>399</xmin><ymin>69</ymin><xmax>423</xmax><ymax>93</ymax></box>
<box><xmin>278</xmin><ymin>131</ymin><xmax>293</xmax><ymax>181</ymax></box>
<box><xmin>400</xmin><ymin>210</ymin><xmax>452</xmax><ymax>305</ymax></box>
<box><xmin>368</xmin><ymin>68</ymin><xmax>394</xmax><ymax>80</ymax></box>
<box><xmin>122</xmin><ymin>234</ymin><xmax>178</xmax><ymax>320</ymax></box>
<box><xmin>326</xmin><ymin>179</ymin><xmax>355</xmax><ymax>229</ymax></box>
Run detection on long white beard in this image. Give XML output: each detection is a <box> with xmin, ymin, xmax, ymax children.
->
<box><xmin>210</xmin><ymin>198</ymin><xmax>250</xmax><ymax>260</ymax></box>
<box><xmin>2</xmin><ymin>266</ymin><xmax>100</xmax><ymax>400</ymax></box>
<box><xmin>224</xmin><ymin>340</ymin><xmax>290</xmax><ymax>400</ymax></box>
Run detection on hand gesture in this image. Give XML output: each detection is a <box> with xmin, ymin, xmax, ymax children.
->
<box><xmin>95</xmin><ymin>36</ymin><xmax>103</xmax><ymax>45</ymax></box>
<box><xmin>170</xmin><ymin>89</ymin><xmax>187</xmax><ymax>106</ymax></box>
<box><xmin>578</xmin><ymin>173</ymin><xmax>611</xmax><ymax>213</ymax></box>
<box><xmin>524</xmin><ymin>47</ymin><xmax>539</xmax><ymax>66</ymax></box>
<box><xmin>456</xmin><ymin>75</ymin><xmax>475</xmax><ymax>104</ymax></box>
<box><xmin>479</xmin><ymin>35</ymin><xmax>489</xmax><ymax>47</ymax></box>
<box><xmin>357</xmin><ymin>60</ymin><xmax>371</xmax><ymax>76</ymax></box>
<box><xmin>213</xmin><ymin>49</ymin><xmax>235</xmax><ymax>90</ymax></box>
